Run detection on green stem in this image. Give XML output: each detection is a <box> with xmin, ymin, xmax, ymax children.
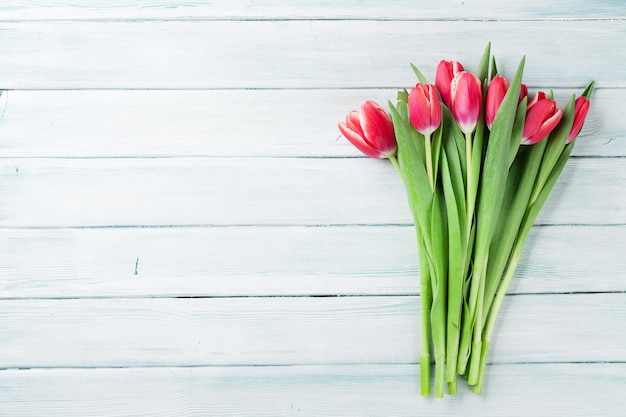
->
<box><xmin>456</xmin><ymin>132</ymin><xmax>476</xmax><ymax>376</ymax></box>
<box><xmin>465</xmin><ymin>132</ymin><xmax>473</xmax><ymax>241</ymax></box>
<box><xmin>473</xmin><ymin>342</ymin><xmax>490</xmax><ymax>394</ymax></box>
<box><xmin>424</xmin><ymin>133</ymin><xmax>434</xmax><ymax>190</ymax></box>
<box><xmin>417</xmin><ymin>227</ymin><xmax>432</xmax><ymax>396</ymax></box>
<box><xmin>475</xmin><ymin>247</ymin><xmax>522</xmax><ymax>392</ymax></box>
<box><xmin>389</xmin><ymin>154</ymin><xmax>402</xmax><ymax>179</ymax></box>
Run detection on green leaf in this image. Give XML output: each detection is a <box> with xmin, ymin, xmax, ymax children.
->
<box><xmin>388</xmin><ymin>100</ymin><xmax>433</xmax><ymax>247</ymax></box>
<box><xmin>490</xmin><ymin>55</ymin><xmax>498</xmax><ymax>79</ymax></box>
<box><xmin>476</xmin><ymin>42</ymin><xmax>491</xmax><ymax>81</ymax></box>
<box><xmin>482</xmin><ymin>138</ymin><xmax>548</xmax><ymax>322</ymax></box>
<box><xmin>411</xmin><ymin>63</ymin><xmax>430</xmax><ymax>84</ymax></box>
<box><xmin>397</xmin><ymin>89</ymin><xmax>409</xmax><ymax>103</ymax></box>
<box><xmin>429</xmin><ymin>186</ymin><xmax>448</xmax><ymax>397</ymax></box>
<box><xmin>582</xmin><ymin>80</ymin><xmax>596</xmax><ymax>99</ymax></box>
<box><xmin>508</xmin><ymin>97</ymin><xmax>527</xmax><ymax>167</ymax></box>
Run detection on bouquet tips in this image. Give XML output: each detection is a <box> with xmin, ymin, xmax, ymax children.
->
<box><xmin>338</xmin><ymin>43</ymin><xmax>594</xmax><ymax>397</ymax></box>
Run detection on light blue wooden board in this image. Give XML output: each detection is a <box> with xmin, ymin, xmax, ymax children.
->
<box><xmin>1</xmin><ymin>225</ymin><xmax>624</xmax><ymax>298</ymax></box>
<box><xmin>1</xmin><ymin>365</ymin><xmax>625</xmax><ymax>416</ymax></box>
<box><xmin>0</xmin><ymin>0</ymin><xmax>624</xmax><ymax>19</ymax></box>
<box><xmin>0</xmin><ymin>89</ymin><xmax>618</xmax><ymax>157</ymax></box>
<box><xmin>0</xmin><ymin>294</ymin><xmax>625</xmax><ymax>367</ymax></box>
<box><xmin>0</xmin><ymin>20</ymin><xmax>618</xmax><ymax>88</ymax></box>
<box><xmin>0</xmin><ymin>1</ymin><xmax>624</xmax><ymax>414</ymax></box>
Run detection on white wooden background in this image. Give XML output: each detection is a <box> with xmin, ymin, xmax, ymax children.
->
<box><xmin>0</xmin><ymin>1</ymin><xmax>625</xmax><ymax>416</ymax></box>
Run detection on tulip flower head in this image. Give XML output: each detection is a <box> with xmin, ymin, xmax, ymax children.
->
<box><xmin>567</xmin><ymin>96</ymin><xmax>591</xmax><ymax>143</ymax></box>
<box><xmin>435</xmin><ymin>60</ymin><xmax>464</xmax><ymax>109</ymax></box>
<box><xmin>409</xmin><ymin>83</ymin><xmax>442</xmax><ymax>136</ymax></box>
<box><xmin>450</xmin><ymin>71</ymin><xmax>483</xmax><ymax>135</ymax></box>
<box><xmin>521</xmin><ymin>92</ymin><xmax>563</xmax><ymax>145</ymax></box>
<box><xmin>338</xmin><ymin>100</ymin><xmax>397</xmax><ymax>159</ymax></box>
<box><xmin>485</xmin><ymin>75</ymin><xmax>510</xmax><ymax>130</ymax></box>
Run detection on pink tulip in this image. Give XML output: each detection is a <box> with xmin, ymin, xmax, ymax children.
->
<box><xmin>485</xmin><ymin>75</ymin><xmax>510</xmax><ymax>130</ymax></box>
<box><xmin>450</xmin><ymin>71</ymin><xmax>482</xmax><ymax>135</ymax></box>
<box><xmin>521</xmin><ymin>92</ymin><xmax>563</xmax><ymax>145</ymax></box>
<box><xmin>567</xmin><ymin>96</ymin><xmax>591</xmax><ymax>143</ymax></box>
<box><xmin>338</xmin><ymin>100</ymin><xmax>397</xmax><ymax>159</ymax></box>
<box><xmin>435</xmin><ymin>60</ymin><xmax>464</xmax><ymax>109</ymax></box>
<box><xmin>408</xmin><ymin>83</ymin><xmax>442</xmax><ymax>136</ymax></box>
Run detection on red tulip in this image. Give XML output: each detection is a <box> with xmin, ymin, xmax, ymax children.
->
<box><xmin>567</xmin><ymin>96</ymin><xmax>591</xmax><ymax>143</ymax></box>
<box><xmin>450</xmin><ymin>71</ymin><xmax>482</xmax><ymax>135</ymax></box>
<box><xmin>485</xmin><ymin>75</ymin><xmax>510</xmax><ymax>130</ymax></box>
<box><xmin>521</xmin><ymin>92</ymin><xmax>563</xmax><ymax>145</ymax></box>
<box><xmin>408</xmin><ymin>83</ymin><xmax>442</xmax><ymax>136</ymax></box>
<box><xmin>338</xmin><ymin>100</ymin><xmax>397</xmax><ymax>159</ymax></box>
<box><xmin>435</xmin><ymin>60</ymin><xmax>464</xmax><ymax>109</ymax></box>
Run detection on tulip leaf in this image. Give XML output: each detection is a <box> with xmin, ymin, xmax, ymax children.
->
<box><xmin>508</xmin><ymin>98</ymin><xmax>527</xmax><ymax>167</ymax></box>
<box><xmin>490</xmin><ymin>55</ymin><xmax>499</xmax><ymax>79</ymax></box>
<box><xmin>482</xmin><ymin>138</ymin><xmax>547</xmax><ymax>321</ymax></box>
<box><xmin>582</xmin><ymin>80</ymin><xmax>596</xmax><ymax>99</ymax></box>
<box><xmin>388</xmin><ymin>100</ymin><xmax>434</xmax><ymax>248</ymax></box>
<box><xmin>410</xmin><ymin>63</ymin><xmax>430</xmax><ymax>84</ymax></box>
<box><xmin>476</xmin><ymin>42</ymin><xmax>491</xmax><ymax>81</ymax></box>
<box><xmin>397</xmin><ymin>89</ymin><xmax>409</xmax><ymax>103</ymax></box>
<box><xmin>430</xmin><ymin>186</ymin><xmax>448</xmax><ymax>397</ymax></box>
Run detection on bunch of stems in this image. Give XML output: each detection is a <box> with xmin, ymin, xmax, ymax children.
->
<box><xmin>388</xmin><ymin>44</ymin><xmax>594</xmax><ymax>396</ymax></box>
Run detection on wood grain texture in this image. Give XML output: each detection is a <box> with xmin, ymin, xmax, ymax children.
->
<box><xmin>1</xmin><ymin>294</ymin><xmax>624</xmax><ymax>368</ymax></box>
<box><xmin>0</xmin><ymin>0</ymin><xmax>624</xmax><ymax>20</ymax></box>
<box><xmin>1</xmin><ymin>364</ymin><xmax>625</xmax><ymax>417</ymax></box>
<box><xmin>0</xmin><ymin>157</ymin><xmax>623</xmax><ymax>227</ymax></box>
<box><xmin>0</xmin><ymin>89</ymin><xmax>617</xmax><ymax>158</ymax></box>
<box><xmin>1</xmin><ymin>225</ymin><xmax>625</xmax><ymax>298</ymax></box>
<box><xmin>0</xmin><ymin>20</ymin><xmax>617</xmax><ymax>89</ymax></box>
<box><xmin>0</xmin><ymin>1</ymin><xmax>624</xmax><ymax>414</ymax></box>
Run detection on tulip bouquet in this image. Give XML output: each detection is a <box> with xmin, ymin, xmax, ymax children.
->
<box><xmin>338</xmin><ymin>43</ymin><xmax>593</xmax><ymax>397</ymax></box>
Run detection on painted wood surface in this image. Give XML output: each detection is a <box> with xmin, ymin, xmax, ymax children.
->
<box><xmin>0</xmin><ymin>20</ymin><xmax>623</xmax><ymax>89</ymax></box>
<box><xmin>1</xmin><ymin>365</ymin><xmax>625</xmax><ymax>417</ymax></box>
<box><xmin>1</xmin><ymin>294</ymin><xmax>625</xmax><ymax>367</ymax></box>
<box><xmin>0</xmin><ymin>89</ymin><xmax>619</xmax><ymax>157</ymax></box>
<box><xmin>1</xmin><ymin>225</ymin><xmax>624</xmax><ymax>298</ymax></box>
<box><xmin>0</xmin><ymin>1</ymin><xmax>624</xmax><ymax>415</ymax></box>
<box><xmin>0</xmin><ymin>0</ymin><xmax>625</xmax><ymax>20</ymax></box>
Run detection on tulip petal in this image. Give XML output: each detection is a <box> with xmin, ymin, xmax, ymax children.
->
<box><xmin>338</xmin><ymin>121</ymin><xmax>382</xmax><ymax>158</ymax></box>
<box><xmin>360</xmin><ymin>101</ymin><xmax>396</xmax><ymax>156</ymax></box>
<box><xmin>408</xmin><ymin>84</ymin><xmax>442</xmax><ymax>136</ymax></box>
<box><xmin>451</xmin><ymin>71</ymin><xmax>482</xmax><ymax>134</ymax></box>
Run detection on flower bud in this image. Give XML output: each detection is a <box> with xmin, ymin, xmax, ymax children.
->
<box><xmin>338</xmin><ymin>100</ymin><xmax>397</xmax><ymax>159</ymax></box>
<box><xmin>485</xmin><ymin>75</ymin><xmax>510</xmax><ymax>130</ymax></box>
<box><xmin>450</xmin><ymin>71</ymin><xmax>482</xmax><ymax>135</ymax></box>
<box><xmin>408</xmin><ymin>83</ymin><xmax>442</xmax><ymax>136</ymax></box>
<box><xmin>435</xmin><ymin>60</ymin><xmax>464</xmax><ymax>109</ymax></box>
<box><xmin>521</xmin><ymin>92</ymin><xmax>563</xmax><ymax>145</ymax></box>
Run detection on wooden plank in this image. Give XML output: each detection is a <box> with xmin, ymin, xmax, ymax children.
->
<box><xmin>1</xmin><ymin>364</ymin><xmax>625</xmax><ymax>416</ymax></box>
<box><xmin>0</xmin><ymin>294</ymin><xmax>624</xmax><ymax>368</ymax></box>
<box><xmin>0</xmin><ymin>157</ymin><xmax>623</xmax><ymax>228</ymax></box>
<box><xmin>0</xmin><ymin>225</ymin><xmax>624</xmax><ymax>298</ymax></box>
<box><xmin>0</xmin><ymin>88</ymin><xmax>616</xmax><ymax>158</ymax></box>
<box><xmin>0</xmin><ymin>0</ymin><xmax>624</xmax><ymax>20</ymax></box>
<box><xmin>0</xmin><ymin>20</ymin><xmax>617</xmax><ymax>89</ymax></box>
